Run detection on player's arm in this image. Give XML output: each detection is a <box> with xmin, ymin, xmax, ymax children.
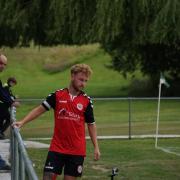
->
<box><xmin>12</xmin><ymin>105</ymin><xmax>46</xmax><ymax>128</ymax></box>
<box><xmin>85</xmin><ymin>99</ymin><xmax>100</xmax><ymax>161</ymax></box>
<box><xmin>87</xmin><ymin>123</ymin><xmax>100</xmax><ymax>161</ymax></box>
<box><xmin>13</xmin><ymin>92</ymin><xmax>56</xmax><ymax>129</ymax></box>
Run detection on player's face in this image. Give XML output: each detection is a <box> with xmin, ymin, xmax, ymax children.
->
<box><xmin>9</xmin><ymin>82</ymin><xmax>16</xmax><ymax>87</ymax></box>
<box><xmin>71</xmin><ymin>72</ymin><xmax>89</xmax><ymax>91</ymax></box>
<box><xmin>0</xmin><ymin>58</ymin><xmax>7</xmax><ymax>72</ymax></box>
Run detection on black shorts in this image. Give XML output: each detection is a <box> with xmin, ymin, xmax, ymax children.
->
<box><xmin>44</xmin><ymin>151</ymin><xmax>84</xmax><ymax>177</ymax></box>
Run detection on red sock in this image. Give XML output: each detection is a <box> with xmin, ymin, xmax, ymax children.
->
<box><xmin>52</xmin><ymin>174</ymin><xmax>58</xmax><ymax>180</ymax></box>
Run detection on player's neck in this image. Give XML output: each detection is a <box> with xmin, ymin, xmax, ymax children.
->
<box><xmin>68</xmin><ymin>84</ymin><xmax>80</xmax><ymax>96</ymax></box>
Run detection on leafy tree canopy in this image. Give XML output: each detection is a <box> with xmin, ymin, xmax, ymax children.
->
<box><xmin>1</xmin><ymin>0</ymin><xmax>180</xmax><ymax>83</ymax></box>
<box><xmin>93</xmin><ymin>0</ymin><xmax>180</xmax><ymax>82</ymax></box>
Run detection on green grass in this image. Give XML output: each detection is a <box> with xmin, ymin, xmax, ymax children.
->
<box><xmin>1</xmin><ymin>44</ymin><xmax>136</xmax><ymax>98</ymax></box>
<box><xmin>2</xmin><ymin>45</ymin><xmax>179</xmax><ymax>179</ymax></box>
<box><xmin>27</xmin><ymin>138</ymin><xmax>180</xmax><ymax>180</ymax></box>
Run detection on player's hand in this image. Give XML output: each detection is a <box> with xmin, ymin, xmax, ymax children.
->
<box><xmin>12</xmin><ymin>121</ymin><xmax>24</xmax><ymax>129</ymax></box>
<box><xmin>94</xmin><ymin>147</ymin><xmax>101</xmax><ymax>161</ymax></box>
<box><xmin>12</xmin><ymin>101</ymin><xmax>20</xmax><ymax>107</ymax></box>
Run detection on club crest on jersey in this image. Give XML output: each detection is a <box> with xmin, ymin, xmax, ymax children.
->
<box><xmin>77</xmin><ymin>165</ymin><xmax>83</xmax><ymax>173</ymax></box>
<box><xmin>77</xmin><ymin>103</ymin><xmax>83</xmax><ymax>110</ymax></box>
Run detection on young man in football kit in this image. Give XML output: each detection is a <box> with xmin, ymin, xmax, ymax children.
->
<box><xmin>13</xmin><ymin>64</ymin><xmax>101</xmax><ymax>180</ymax></box>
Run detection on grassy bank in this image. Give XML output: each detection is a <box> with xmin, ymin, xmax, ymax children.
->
<box><xmin>1</xmin><ymin>44</ymin><xmax>136</xmax><ymax>98</ymax></box>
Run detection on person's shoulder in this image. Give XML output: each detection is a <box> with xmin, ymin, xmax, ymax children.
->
<box><xmin>81</xmin><ymin>91</ymin><xmax>92</xmax><ymax>101</ymax></box>
<box><xmin>55</xmin><ymin>88</ymin><xmax>67</xmax><ymax>93</ymax></box>
<box><xmin>46</xmin><ymin>88</ymin><xmax>65</xmax><ymax>97</ymax></box>
<box><xmin>3</xmin><ymin>83</ymin><xmax>8</xmax><ymax>88</ymax></box>
<box><xmin>54</xmin><ymin>88</ymin><xmax>68</xmax><ymax>96</ymax></box>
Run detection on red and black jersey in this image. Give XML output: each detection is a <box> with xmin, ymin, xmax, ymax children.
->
<box><xmin>42</xmin><ymin>88</ymin><xmax>95</xmax><ymax>156</ymax></box>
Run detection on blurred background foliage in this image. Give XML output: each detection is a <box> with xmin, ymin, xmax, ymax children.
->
<box><xmin>1</xmin><ymin>0</ymin><xmax>180</xmax><ymax>96</ymax></box>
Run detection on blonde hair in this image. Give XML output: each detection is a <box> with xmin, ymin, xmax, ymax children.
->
<box><xmin>70</xmin><ymin>64</ymin><xmax>93</xmax><ymax>77</ymax></box>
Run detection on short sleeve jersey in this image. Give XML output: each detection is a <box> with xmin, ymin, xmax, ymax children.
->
<box><xmin>42</xmin><ymin>88</ymin><xmax>95</xmax><ymax>156</ymax></box>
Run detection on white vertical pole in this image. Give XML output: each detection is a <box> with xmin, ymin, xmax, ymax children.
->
<box><xmin>155</xmin><ymin>81</ymin><xmax>162</xmax><ymax>148</ymax></box>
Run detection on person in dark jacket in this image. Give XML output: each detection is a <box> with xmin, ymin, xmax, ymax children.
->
<box><xmin>4</xmin><ymin>77</ymin><xmax>17</xmax><ymax>100</ymax></box>
<box><xmin>0</xmin><ymin>54</ymin><xmax>13</xmax><ymax>170</ymax></box>
<box><xmin>0</xmin><ymin>77</ymin><xmax>18</xmax><ymax>137</ymax></box>
<box><xmin>0</xmin><ymin>55</ymin><xmax>19</xmax><ymax>139</ymax></box>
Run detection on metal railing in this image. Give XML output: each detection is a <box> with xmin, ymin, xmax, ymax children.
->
<box><xmin>18</xmin><ymin>97</ymin><xmax>180</xmax><ymax>140</ymax></box>
<box><xmin>10</xmin><ymin>107</ymin><xmax>38</xmax><ymax>180</ymax></box>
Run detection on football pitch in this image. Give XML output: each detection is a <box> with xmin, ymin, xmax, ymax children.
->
<box><xmin>28</xmin><ymin>138</ymin><xmax>180</xmax><ymax>180</ymax></box>
<box><xmin>15</xmin><ymin>98</ymin><xmax>180</xmax><ymax>179</ymax></box>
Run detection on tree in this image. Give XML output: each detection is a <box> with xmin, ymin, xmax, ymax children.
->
<box><xmin>1</xmin><ymin>0</ymin><xmax>180</xmax><ymax>84</ymax></box>
<box><xmin>44</xmin><ymin>0</ymin><xmax>180</xmax><ymax>83</ymax></box>
<box><xmin>93</xmin><ymin>0</ymin><xmax>180</xmax><ymax>82</ymax></box>
<box><xmin>0</xmin><ymin>0</ymin><xmax>26</xmax><ymax>47</ymax></box>
<box><xmin>44</xmin><ymin>0</ymin><xmax>96</xmax><ymax>45</ymax></box>
<box><xmin>0</xmin><ymin>0</ymin><xmax>51</xmax><ymax>47</ymax></box>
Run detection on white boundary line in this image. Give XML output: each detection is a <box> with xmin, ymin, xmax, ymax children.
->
<box><xmin>26</xmin><ymin>135</ymin><xmax>180</xmax><ymax>157</ymax></box>
<box><xmin>156</xmin><ymin>146</ymin><xmax>180</xmax><ymax>156</ymax></box>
